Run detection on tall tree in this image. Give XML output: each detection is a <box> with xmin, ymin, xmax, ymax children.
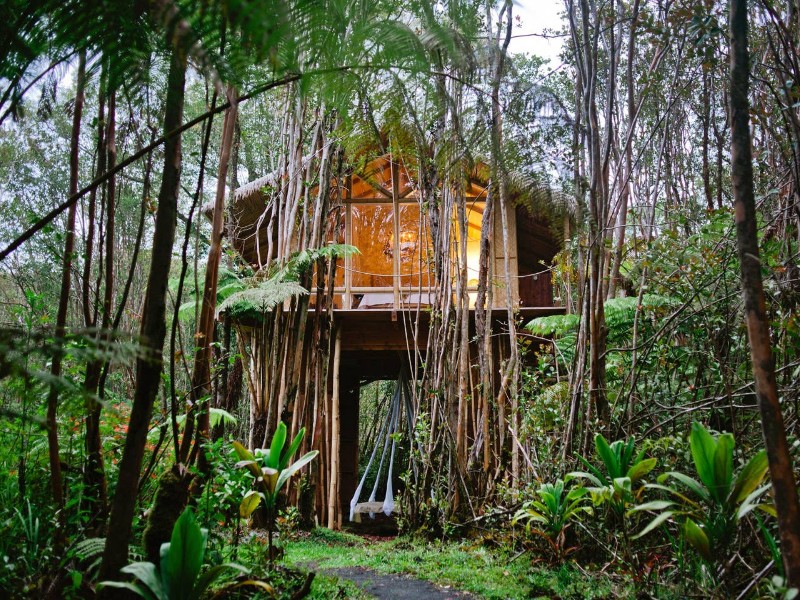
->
<box><xmin>97</xmin><ymin>49</ymin><xmax>187</xmax><ymax>586</ymax></box>
<box><xmin>44</xmin><ymin>50</ymin><xmax>86</xmax><ymax>552</ymax></box>
<box><xmin>729</xmin><ymin>0</ymin><xmax>800</xmax><ymax>587</ymax></box>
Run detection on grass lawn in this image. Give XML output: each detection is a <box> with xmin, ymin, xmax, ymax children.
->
<box><xmin>281</xmin><ymin>528</ymin><xmax>636</xmax><ymax>599</ymax></box>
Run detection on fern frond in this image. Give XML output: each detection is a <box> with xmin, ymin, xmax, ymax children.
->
<box><xmin>216</xmin><ymin>279</ymin><xmax>308</xmax><ymax>321</ymax></box>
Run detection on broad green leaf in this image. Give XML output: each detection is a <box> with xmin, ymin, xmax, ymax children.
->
<box><xmin>165</xmin><ymin>508</ymin><xmax>206</xmax><ymax>600</ymax></box>
<box><xmin>712</xmin><ymin>433</ymin><xmax>734</xmax><ymax>502</ymax></box>
<box><xmin>98</xmin><ymin>580</ymin><xmax>161</xmax><ymax>600</ymax></box>
<box><xmin>234</xmin><ymin>459</ymin><xmax>262</xmax><ymax>480</ymax></box>
<box><xmin>632</xmin><ymin>511</ymin><xmax>674</xmax><ymax>539</ymax></box>
<box><xmin>565</xmin><ymin>486</ymin><xmax>589</xmax><ymax>501</ymax></box>
<box><xmin>232</xmin><ymin>440</ymin><xmax>254</xmax><ymax>462</ymax></box>
<box><xmin>644</xmin><ymin>483</ymin><xmax>703</xmax><ymax>511</ymax></box>
<box><xmin>193</xmin><ymin>563</ymin><xmax>249</xmax><ymax>597</ymax></box>
<box><xmin>684</xmin><ymin>518</ymin><xmax>712</xmax><ymax>562</ymax></box>
<box><xmin>262</xmin><ymin>467</ymin><xmax>279</xmax><ymax>495</ymax></box>
<box><xmin>630</xmin><ymin>500</ymin><xmax>675</xmax><ymax>512</ymax></box>
<box><xmin>268</xmin><ymin>423</ymin><xmax>287</xmax><ymax>470</ymax></box>
<box><xmin>280</xmin><ymin>427</ymin><xmax>306</xmax><ymax>471</ymax></box>
<box><xmin>627</xmin><ymin>457</ymin><xmax>657</xmax><ymax>483</ymax></box>
<box><xmin>660</xmin><ymin>471</ymin><xmax>710</xmax><ymax>503</ymax></box>
<box><xmin>595</xmin><ymin>434</ymin><xmax>620</xmax><ymax>478</ymax></box>
<box><xmin>732</xmin><ymin>449</ymin><xmax>768</xmax><ymax>503</ymax></box>
<box><xmin>116</xmin><ymin>561</ymin><xmax>166</xmax><ymax>600</ymax></box>
<box><xmin>690</xmin><ymin>422</ymin><xmax>718</xmax><ymax>493</ymax></box>
<box><xmin>737</xmin><ymin>484</ymin><xmax>773</xmax><ymax>520</ymax></box>
<box><xmin>274</xmin><ymin>451</ymin><xmax>319</xmax><ymax>496</ymax></box>
<box><xmin>240</xmin><ymin>490</ymin><xmax>263</xmax><ymax>518</ymax></box>
<box><xmin>567</xmin><ymin>470</ymin><xmax>603</xmax><ymax>487</ymax></box>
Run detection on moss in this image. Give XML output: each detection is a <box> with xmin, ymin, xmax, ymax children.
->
<box><xmin>141</xmin><ymin>465</ymin><xmax>194</xmax><ymax>563</ymax></box>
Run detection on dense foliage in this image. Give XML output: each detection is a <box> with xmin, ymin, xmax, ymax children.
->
<box><xmin>1</xmin><ymin>0</ymin><xmax>799</xmax><ymax>598</ymax></box>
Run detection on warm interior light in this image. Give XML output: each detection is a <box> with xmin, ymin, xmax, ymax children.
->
<box><xmin>384</xmin><ymin>230</ymin><xmax>418</xmax><ymax>260</ymax></box>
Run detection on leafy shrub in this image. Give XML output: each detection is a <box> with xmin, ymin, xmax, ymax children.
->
<box><xmin>512</xmin><ymin>478</ymin><xmax>592</xmax><ymax>561</ymax></box>
<box><xmin>631</xmin><ymin>421</ymin><xmax>772</xmax><ymax>570</ymax></box>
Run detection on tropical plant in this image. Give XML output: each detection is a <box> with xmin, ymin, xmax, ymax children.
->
<box><xmin>570</xmin><ymin>434</ymin><xmax>657</xmax><ymax>516</ymax></box>
<box><xmin>512</xmin><ymin>478</ymin><xmax>592</xmax><ymax>562</ymax></box>
<box><xmin>631</xmin><ymin>422</ymin><xmax>773</xmax><ymax>570</ymax></box>
<box><xmin>233</xmin><ymin>421</ymin><xmax>318</xmax><ymax>562</ymax></box>
<box><xmin>99</xmin><ymin>507</ymin><xmax>272</xmax><ymax>600</ymax></box>
<box><xmin>569</xmin><ymin>434</ymin><xmax>657</xmax><ymax>560</ymax></box>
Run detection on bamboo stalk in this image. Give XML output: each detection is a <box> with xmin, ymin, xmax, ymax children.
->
<box><xmin>327</xmin><ymin>325</ymin><xmax>342</xmax><ymax>529</ymax></box>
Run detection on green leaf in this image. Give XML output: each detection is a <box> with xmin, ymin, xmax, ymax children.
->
<box><xmin>209</xmin><ymin>408</ymin><xmax>237</xmax><ymax>428</ymax></box>
<box><xmin>737</xmin><ymin>484</ymin><xmax>773</xmax><ymax>520</ymax></box>
<box><xmin>627</xmin><ymin>457</ymin><xmax>657</xmax><ymax>483</ymax></box>
<box><xmin>690</xmin><ymin>422</ymin><xmax>718</xmax><ymax>494</ymax></box>
<box><xmin>684</xmin><ymin>518</ymin><xmax>712</xmax><ymax>562</ymax></box>
<box><xmin>119</xmin><ymin>561</ymin><xmax>167</xmax><ymax>600</ymax></box>
<box><xmin>712</xmin><ymin>433</ymin><xmax>734</xmax><ymax>502</ymax></box>
<box><xmin>232</xmin><ymin>441</ymin><xmax>255</xmax><ymax>462</ymax></box>
<box><xmin>240</xmin><ymin>490</ymin><xmax>263</xmax><ymax>518</ymax></box>
<box><xmin>274</xmin><ymin>451</ymin><xmax>319</xmax><ymax>496</ymax></box>
<box><xmin>165</xmin><ymin>508</ymin><xmax>206</xmax><ymax>600</ymax></box>
<box><xmin>567</xmin><ymin>469</ymin><xmax>604</xmax><ymax>487</ymax></box>
<box><xmin>279</xmin><ymin>427</ymin><xmax>306</xmax><ymax>471</ymax></box>
<box><xmin>595</xmin><ymin>434</ymin><xmax>620</xmax><ymax>479</ymax></box>
<box><xmin>98</xmin><ymin>580</ymin><xmax>161</xmax><ymax>600</ymax></box>
<box><xmin>262</xmin><ymin>467</ymin><xmax>279</xmax><ymax>496</ymax></box>
<box><xmin>630</xmin><ymin>500</ymin><xmax>675</xmax><ymax>512</ymax></box>
<box><xmin>657</xmin><ymin>471</ymin><xmax>709</xmax><ymax>501</ymax></box>
<box><xmin>233</xmin><ymin>441</ymin><xmax>262</xmax><ymax>480</ymax></box>
<box><xmin>268</xmin><ymin>422</ymin><xmax>287</xmax><ymax>470</ymax></box>
<box><xmin>632</xmin><ymin>511</ymin><xmax>674</xmax><ymax>539</ymax></box>
<box><xmin>732</xmin><ymin>449</ymin><xmax>768</xmax><ymax>503</ymax></box>
<box><xmin>192</xmin><ymin>563</ymin><xmax>250</xmax><ymax>598</ymax></box>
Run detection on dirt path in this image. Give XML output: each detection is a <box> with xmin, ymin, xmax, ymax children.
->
<box><xmin>324</xmin><ymin>566</ymin><xmax>477</xmax><ymax>599</ymax></box>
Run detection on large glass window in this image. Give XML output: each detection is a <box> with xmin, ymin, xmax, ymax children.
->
<box><xmin>398</xmin><ymin>204</ymin><xmax>433</xmax><ymax>289</ymax></box>
<box><xmin>351</xmin><ymin>204</ymin><xmax>395</xmax><ymax>288</ymax></box>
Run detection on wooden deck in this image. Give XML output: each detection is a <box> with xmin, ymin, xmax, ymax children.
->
<box><xmin>333</xmin><ymin>305</ymin><xmax>566</xmax><ymax>352</ymax></box>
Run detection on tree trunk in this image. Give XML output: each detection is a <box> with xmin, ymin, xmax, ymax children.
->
<box><xmin>84</xmin><ymin>85</ymin><xmax>116</xmax><ymax>520</ymax></box>
<box><xmin>45</xmin><ymin>51</ymin><xmax>86</xmax><ymax>551</ymax></box>
<box><xmin>98</xmin><ymin>50</ymin><xmax>186</xmax><ymax>587</ymax></box>
<box><xmin>729</xmin><ymin>0</ymin><xmax>800</xmax><ymax>588</ymax></box>
<box><xmin>179</xmin><ymin>87</ymin><xmax>238</xmax><ymax>466</ymax></box>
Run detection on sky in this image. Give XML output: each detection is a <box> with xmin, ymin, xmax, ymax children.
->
<box><xmin>508</xmin><ymin>1</ymin><xmax>567</xmax><ymax>64</ymax></box>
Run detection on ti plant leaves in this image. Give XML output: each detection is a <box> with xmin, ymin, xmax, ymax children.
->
<box><xmin>630</xmin><ymin>422</ymin><xmax>773</xmax><ymax>569</ymax></box>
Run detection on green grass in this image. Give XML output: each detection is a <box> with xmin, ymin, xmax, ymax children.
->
<box><xmin>281</xmin><ymin>528</ymin><xmax>636</xmax><ymax>599</ymax></box>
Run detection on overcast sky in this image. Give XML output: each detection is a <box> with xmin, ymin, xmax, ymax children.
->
<box><xmin>508</xmin><ymin>1</ymin><xmax>566</xmax><ymax>64</ymax></box>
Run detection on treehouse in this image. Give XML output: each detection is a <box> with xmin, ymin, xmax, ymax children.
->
<box><xmin>226</xmin><ymin>152</ymin><xmax>565</xmax><ymax>528</ymax></box>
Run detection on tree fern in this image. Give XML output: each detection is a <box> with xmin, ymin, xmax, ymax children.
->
<box><xmin>216</xmin><ymin>279</ymin><xmax>307</xmax><ymax>322</ymax></box>
<box><xmin>275</xmin><ymin>243</ymin><xmax>359</xmax><ymax>282</ymax></box>
<box><xmin>525</xmin><ymin>295</ymin><xmax>678</xmax><ymax>368</ymax></box>
<box><xmin>175</xmin><ymin>266</ymin><xmax>245</xmax><ymax>322</ymax></box>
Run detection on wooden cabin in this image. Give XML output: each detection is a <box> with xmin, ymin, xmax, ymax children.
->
<box><xmin>228</xmin><ymin>153</ymin><xmax>565</xmax><ymax>527</ymax></box>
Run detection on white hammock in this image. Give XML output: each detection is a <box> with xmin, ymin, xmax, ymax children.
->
<box><xmin>349</xmin><ymin>369</ymin><xmax>416</xmax><ymax>521</ymax></box>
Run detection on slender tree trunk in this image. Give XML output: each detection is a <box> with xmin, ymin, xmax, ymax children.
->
<box><xmin>729</xmin><ymin>0</ymin><xmax>800</xmax><ymax>587</ymax></box>
<box><xmin>98</xmin><ymin>51</ymin><xmax>186</xmax><ymax>586</ymax></box>
<box><xmin>84</xmin><ymin>86</ymin><xmax>116</xmax><ymax>519</ymax></box>
<box><xmin>45</xmin><ymin>52</ymin><xmax>86</xmax><ymax>551</ymax></box>
<box><xmin>327</xmin><ymin>325</ymin><xmax>341</xmax><ymax>530</ymax></box>
<box><xmin>180</xmin><ymin>87</ymin><xmax>238</xmax><ymax>466</ymax></box>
